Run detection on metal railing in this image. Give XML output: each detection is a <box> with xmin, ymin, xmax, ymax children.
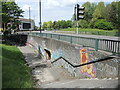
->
<box><xmin>78</xmin><ymin>31</ymin><xmax>120</xmax><ymax>36</ymax></box>
<box><xmin>30</xmin><ymin>32</ymin><xmax>120</xmax><ymax>55</ymax></box>
<box><xmin>51</xmin><ymin>56</ymin><xmax>115</xmax><ymax>68</ymax></box>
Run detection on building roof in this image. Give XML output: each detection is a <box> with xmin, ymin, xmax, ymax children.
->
<box><xmin>18</xmin><ymin>18</ymin><xmax>34</xmax><ymax>22</ymax></box>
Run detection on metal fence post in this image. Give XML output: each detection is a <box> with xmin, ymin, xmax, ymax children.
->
<box><xmin>50</xmin><ymin>34</ymin><xmax>52</xmax><ymax>38</ymax></box>
<box><xmin>97</xmin><ymin>32</ymin><xmax>99</xmax><ymax>35</ymax></box>
<box><xmin>58</xmin><ymin>35</ymin><xmax>60</xmax><ymax>40</ymax></box>
<box><xmin>39</xmin><ymin>33</ymin><xmax>41</xmax><ymax>36</ymax></box>
<box><xmin>70</xmin><ymin>36</ymin><xmax>72</xmax><ymax>44</ymax></box>
<box><xmin>95</xmin><ymin>39</ymin><xmax>99</xmax><ymax>51</ymax></box>
<box><xmin>106</xmin><ymin>32</ymin><xmax>107</xmax><ymax>36</ymax></box>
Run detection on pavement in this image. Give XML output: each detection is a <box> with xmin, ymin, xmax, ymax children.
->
<box><xmin>18</xmin><ymin>45</ymin><xmax>119</xmax><ymax>88</ymax></box>
<box><xmin>41</xmin><ymin>79</ymin><xmax>119</xmax><ymax>88</ymax></box>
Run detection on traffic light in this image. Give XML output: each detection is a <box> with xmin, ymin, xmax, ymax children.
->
<box><xmin>76</xmin><ymin>4</ymin><xmax>85</xmax><ymax>20</ymax></box>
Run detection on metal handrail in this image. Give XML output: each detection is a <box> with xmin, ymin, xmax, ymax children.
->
<box><xmin>51</xmin><ymin>56</ymin><xmax>115</xmax><ymax>68</ymax></box>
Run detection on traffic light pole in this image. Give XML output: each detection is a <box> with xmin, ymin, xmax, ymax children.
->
<box><xmin>75</xmin><ymin>4</ymin><xmax>85</xmax><ymax>34</ymax></box>
<box><xmin>75</xmin><ymin>5</ymin><xmax>78</xmax><ymax>34</ymax></box>
<box><xmin>76</xmin><ymin>21</ymin><xmax>79</xmax><ymax>34</ymax></box>
<box><xmin>75</xmin><ymin>4</ymin><xmax>79</xmax><ymax>34</ymax></box>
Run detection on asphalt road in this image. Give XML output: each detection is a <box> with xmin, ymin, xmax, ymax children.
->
<box><xmin>41</xmin><ymin>31</ymin><xmax>120</xmax><ymax>41</ymax></box>
<box><xmin>16</xmin><ymin>30</ymin><xmax>119</xmax><ymax>41</ymax></box>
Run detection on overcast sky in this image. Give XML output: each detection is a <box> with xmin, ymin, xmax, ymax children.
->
<box><xmin>15</xmin><ymin>0</ymin><xmax>118</xmax><ymax>26</ymax></box>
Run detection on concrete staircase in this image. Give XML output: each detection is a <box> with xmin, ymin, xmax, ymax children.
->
<box><xmin>18</xmin><ymin>46</ymin><xmax>119</xmax><ymax>88</ymax></box>
<box><xmin>31</xmin><ymin>63</ymin><xmax>118</xmax><ymax>88</ymax></box>
<box><xmin>32</xmin><ymin>67</ymin><xmax>75</xmax><ymax>88</ymax></box>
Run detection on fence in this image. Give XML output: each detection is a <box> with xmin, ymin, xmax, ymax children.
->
<box><xmin>30</xmin><ymin>32</ymin><xmax>120</xmax><ymax>55</ymax></box>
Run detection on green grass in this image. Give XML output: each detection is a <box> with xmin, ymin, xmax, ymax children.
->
<box><xmin>0</xmin><ymin>44</ymin><xmax>33</xmax><ymax>88</ymax></box>
<box><xmin>60</xmin><ymin>28</ymin><xmax>119</xmax><ymax>36</ymax></box>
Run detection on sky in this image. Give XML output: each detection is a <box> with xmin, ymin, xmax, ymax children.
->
<box><xmin>15</xmin><ymin>0</ymin><xmax>118</xmax><ymax>26</ymax></box>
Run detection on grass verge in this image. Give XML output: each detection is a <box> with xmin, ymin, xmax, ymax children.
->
<box><xmin>60</xmin><ymin>28</ymin><xmax>119</xmax><ymax>36</ymax></box>
<box><xmin>0</xmin><ymin>44</ymin><xmax>33</xmax><ymax>88</ymax></box>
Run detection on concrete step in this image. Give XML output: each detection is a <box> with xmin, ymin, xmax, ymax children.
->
<box><xmin>33</xmin><ymin>65</ymin><xmax>118</xmax><ymax>88</ymax></box>
<box><xmin>18</xmin><ymin>46</ymin><xmax>119</xmax><ymax>88</ymax></box>
<box><xmin>18</xmin><ymin>46</ymin><xmax>75</xmax><ymax>88</ymax></box>
<box><xmin>41</xmin><ymin>78</ymin><xmax>119</xmax><ymax>88</ymax></box>
<box><xmin>33</xmin><ymin>67</ymin><xmax>75</xmax><ymax>88</ymax></box>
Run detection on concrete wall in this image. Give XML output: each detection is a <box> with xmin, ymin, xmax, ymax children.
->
<box><xmin>27</xmin><ymin>35</ymin><xmax>119</xmax><ymax>79</ymax></box>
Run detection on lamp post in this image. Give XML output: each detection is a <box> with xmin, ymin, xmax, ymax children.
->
<box><xmin>29</xmin><ymin>7</ymin><xmax>31</xmax><ymax>32</ymax></box>
<box><xmin>39</xmin><ymin>0</ymin><xmax>41</xmax><ymax>33</ymax></box>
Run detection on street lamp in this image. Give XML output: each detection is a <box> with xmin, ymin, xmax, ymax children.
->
<box><xmin>29</xmin><ymin>7</ymin><xmax>31</xmax><ymax>32</ymax></box>
<box><xmin>39</xmin><ymin>0</ymin><xmax>41</xmax><ymax>33</ymax></box>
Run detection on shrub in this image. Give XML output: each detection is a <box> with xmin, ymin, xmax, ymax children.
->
<box><xmin>3</xmin><ymin>30</ymin><xmax>11</xmax><ymax>35</ymax></box>
<box><xmin>94</xmin><ymin>19</ymin><xmax>113</xmax><ymax>30</ymax></box>
<box><xmin>79</xmin><ymin>20</ymin><xmax>88</xmax><ymax>28</ymax></box>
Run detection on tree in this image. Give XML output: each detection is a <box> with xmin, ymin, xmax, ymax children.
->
<box><xmin>42</xmin><ymin>22</ymin><xmax>48</xmax><ymax>29</ymax></box>
<box><xmin>104</xmin><ymin>1</ymin><xmax>119</xmax><ymax>29</ymax></box>
<box><xmin>66</xmin><ymin>20</ymin><xmax>72</xmax><ymax>28</ymax></box>
<box><xmin>82</xmin><ymin>2</ymin><xmax>96</xmax><ymax>22</ymax></box>
<box><xmin>78</xmin><ymin>20</ymin><xmax>88</xmax><ymax>28</ymax></box>
<box><xmin>56</xmin><ymin>20</ymin><xmax>61</xmax><ymax>29</ymax></box>
<box><xmin>34</xmin><ymin>26</ymin><xmax>39</xmax><ymax>30</ymax></box>
<box><xmin>117</xmin><ymin>1</ymin><xmax>120</xmax><ymax>30</ymax></box>
<box><xmin>1</xmin><ymin>0</ymin><xmax>24</xmax><ymax>31</ymax></box>
<box><xmin>104</xmin><ymin>4</ymin><xmax>111</xmax><ymax>21</ymax></box>
<box><xmin>92</xmin><ymin>2</ymin><xmax>105</xmax><ymax>19</ymax></box>
<box><xmin>108</xmin><ymin>2</ymin><xmax>118</xmax><ymax>27</ymax></box>
<box><xmin>47</xmin><ymin>21</ymin><xmax>53</xmax><ymax>30</ymax></box>
<box><xmin>94</xmin><ymin>19</ymin><xmax>113</xmax><ymax>30</ymax></box>
<box><xmin>60</xmin><ymin>20</ymin><xmax>67</xmax><ymax>28</ymax></box>
<box><xmin>90</xmin><ymin>2</ymin><xmax>106</xmax><ymax>28</ymax></box>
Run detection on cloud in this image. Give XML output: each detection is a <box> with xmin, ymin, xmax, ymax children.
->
<box><xmin>44</xmin><ymin>0</ymin><xmax>60</xmax><ymax>8</ymax></box>
<box><xmin>16</xmin><ymin>0</ymin><xmax>35</xmax><ymax>3</ymax></box>
<box><xmin>16</xmin><ymin>0</ymin><xmax>116</xmax><ymax>3</ymax></box>
<box><xmin>43</xmin><ymin>0</ymin><xmax>77</xmax><ymax>8</ymax></box>
<box><xmin>15</xmin><ymin>0</ymin><xmax>117</xmax><ymax>26</ymax></box>
<box><xmin>16</xmin><ymin>0</ymin><xmax>117</xmax><ymax>9</ymax></box>
<box><xmin>21</xmin><ymin>5</ymin><xmax>33</xmax><ymax>11</ymax></box>
<box><xmin>42</xmin><ymin>0</ymin><xmax>117</xmax><ymax>9</ymax></box>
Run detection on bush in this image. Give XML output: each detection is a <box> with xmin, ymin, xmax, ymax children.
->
<box><xmin>79</xmin><ymin>20</ymin><xmax>88</xmax><ymax>28</ymax></box>
<box><xmin>94</xmin><ymin>19</ymin><xmax>113</xmax><ymax>30</ymax></box>
<box><xmin>3</xmin><ymin>30</ymin><xmax>11</xmax><ymax>35</ymax></box>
